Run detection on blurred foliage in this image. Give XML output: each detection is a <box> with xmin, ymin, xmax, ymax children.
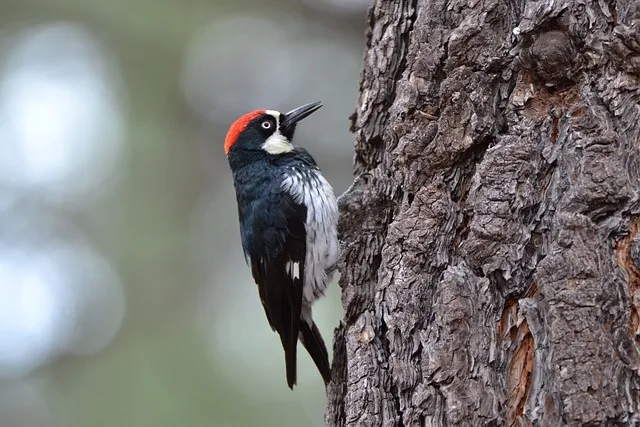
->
<box><xmin>0</xmin><ymin>0</ymin><xmax>365</xmax><ymax>426</ymax></box>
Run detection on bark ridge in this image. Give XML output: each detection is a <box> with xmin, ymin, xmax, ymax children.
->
<box><xmin>328</xmin><ymin>0</ymin><xmax>640</xmax><ymax>426</ymax></box>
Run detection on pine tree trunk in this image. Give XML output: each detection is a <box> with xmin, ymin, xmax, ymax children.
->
<box><xmin>326</xmin><ymin>0</ymin><xmax>640</xmax><ymax>425</ymax></box>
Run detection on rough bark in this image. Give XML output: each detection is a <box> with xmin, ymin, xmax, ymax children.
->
<box><xmin>326</xmin><ymin>0</ymin><xmax>640</xmax><ymax>426</ymax></box>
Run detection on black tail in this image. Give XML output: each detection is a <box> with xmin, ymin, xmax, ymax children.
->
<box><xmin>300</xmin><ymin>321</ymin><xmax>331</xmax><ymax>385</ymax></box>
<box><xmin>285</xmin><ymin>342</ymin><xmax>297</xmax><ymax>389</ymax></box>
<box><xmin>284</xmin><ymin>309</ymin><xmax>300</xmax><ymax>389</ymax></box>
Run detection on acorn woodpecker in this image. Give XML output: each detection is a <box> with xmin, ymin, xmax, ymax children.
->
<box><xmin>224</xmin><ymin>101</ymin><xmax>338</xmax><ymax>389</ymax></box>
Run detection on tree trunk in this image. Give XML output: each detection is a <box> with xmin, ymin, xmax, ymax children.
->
<box><xmin>326</xmin><ymin>0</ymin><xmax>640</xmax><ymax>426</ymax></box>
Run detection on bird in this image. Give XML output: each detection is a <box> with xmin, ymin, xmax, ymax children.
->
<box><xmin>224</xmin><ymin>101</ymin><xmax>339</xmax><ymax>389</ymax></box>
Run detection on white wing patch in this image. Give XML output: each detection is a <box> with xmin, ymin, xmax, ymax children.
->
<box><xmin>262</xmin><ymin>110</ymin><xmax>293</xmax><ymax>155</ymax></box>
<box><xmin>281</xmin><ymin>168</ymin><xmax>339</xmax><ymax>304</ymax></box>
<box><xmin>285</xmin><ymin>260</ymin><xmax>301</xmax><ymax>280</ymax></box>
<box><xmin>293</xmin><ymin>262</ymin><xmax>300</xmax><ymax>280</ymax></box>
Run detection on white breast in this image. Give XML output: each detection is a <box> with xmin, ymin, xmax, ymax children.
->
<box><xmin>281</xmin><ymin>167</ymin><xmax>339</xmax><ymax>305</ymax></box>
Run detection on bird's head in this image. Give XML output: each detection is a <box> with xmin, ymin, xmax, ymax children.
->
<box><xmin>224</xmin><ymin>101</ymin><xmax>322</xmax><ymax>158</ymax></box>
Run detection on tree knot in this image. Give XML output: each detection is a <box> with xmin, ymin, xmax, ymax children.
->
<box><xmin>519</xmin><ymin>31</ymin><xmax>580</xmax><ymax>88</ymax></box>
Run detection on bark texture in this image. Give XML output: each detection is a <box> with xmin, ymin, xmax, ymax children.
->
<box><xmin>327</xmin><ymin>0</ymin><xmax>640</xmax><ymax>426</ymax></box>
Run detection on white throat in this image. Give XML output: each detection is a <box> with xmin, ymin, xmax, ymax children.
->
<box><xmin>262</xmin><ymin>110</ymin><xmax>293</xmax><ymax>155</ymax></box>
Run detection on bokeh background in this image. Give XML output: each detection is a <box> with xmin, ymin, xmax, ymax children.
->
<box><xmin>0</xmin><ymin>1</ymin><xmax>366</xmax><ymax>425</ymax></box>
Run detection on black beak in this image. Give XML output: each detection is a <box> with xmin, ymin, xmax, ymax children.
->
<box><xmin>281</xmin><ymin>101</ymin><xmax>322</xmax><ymax>131</ymax></box>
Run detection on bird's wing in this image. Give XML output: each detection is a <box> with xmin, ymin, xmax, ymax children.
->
<box><xmin>243</xmin><ymin>183</ymin><xmax>307</xmax><ymax>388</ymax></box>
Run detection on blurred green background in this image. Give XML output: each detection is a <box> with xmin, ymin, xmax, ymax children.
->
<box><xmin>0</xmin><ymin>0</ymin><xmax>366</xmax><ymax>425</ymax></box>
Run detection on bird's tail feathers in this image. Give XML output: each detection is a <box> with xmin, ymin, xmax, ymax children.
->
<box><xmin>284</xmin><ymin>303</ymin><xmax>300</xmax><ymax>390</ymax></box>
<box><xmin>300</xmin><ymin>320</ymin><xmax>331</xmax><ymax>386</ymax></box>
<box><xmin>284</xmin><ymin>342</ymin><xmax>297</xmax><ymax>389</ymax></box>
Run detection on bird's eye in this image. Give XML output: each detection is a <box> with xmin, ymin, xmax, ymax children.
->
<box><xmin>261</xmin><ymin>120</ymin><xmax>272</xmax><ymax>129</ymax></box>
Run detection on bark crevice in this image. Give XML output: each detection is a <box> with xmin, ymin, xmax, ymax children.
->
<box><xmin>328</xmin><ymin>0</ymin><xmax>640</xmax><ymax>425</ymax></box>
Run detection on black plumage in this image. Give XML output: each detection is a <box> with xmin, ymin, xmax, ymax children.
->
<box><xmin>226</xmin><ymin>105</ymin><xmax>333</xmax><ymax>389</ymax></box>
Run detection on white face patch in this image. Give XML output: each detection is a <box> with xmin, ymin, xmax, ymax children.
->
<box><xmin>262</xmin><ymin>110</ymin><xmax>294</xmax><ymax>155</ymax></box>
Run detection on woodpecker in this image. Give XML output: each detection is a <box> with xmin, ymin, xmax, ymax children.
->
<box><xmin>224</xmin><ymin>101</ymin><xmax>339</xmax><ymax>389</ymax></box>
